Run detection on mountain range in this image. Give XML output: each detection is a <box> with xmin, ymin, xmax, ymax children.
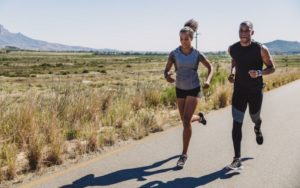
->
<box><xmin>264</xmin><ymin>40</ymin><xmax>300</xmax><ymax>54</ymax></box>
<box><xmin>1</xmin><ymin>24</ymin><xmax>300</xmax><ymax>54</ymax></box>
<box><xmin>0</xmin><ymin>24</ymin><xmax>116</xmax><ymax>52</ymax></box>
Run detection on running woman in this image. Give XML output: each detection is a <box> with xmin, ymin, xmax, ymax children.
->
<box><xmin>164</xmin><ymin>19</ymin><xmax>213</xmax><ymax>168</ymax></box>
<box><xmin>227</xmin><ymin>21</ymin><xmax>275</xmax><ymax>170</ymax></box>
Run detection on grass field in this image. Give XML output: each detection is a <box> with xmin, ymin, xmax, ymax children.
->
<box><xmin>0</xmin><ymin>51</ymin><xmax>299</xmax><ymax>183</ymax></box>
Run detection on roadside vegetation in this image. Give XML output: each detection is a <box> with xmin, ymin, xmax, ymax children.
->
<box><xmin>0</xmin><ymin>51</ymin><xmax>299</xmax><ymax>183</ymax></box>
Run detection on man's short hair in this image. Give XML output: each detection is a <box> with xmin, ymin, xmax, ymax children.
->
<box><xmin>240</xmin><ymin>21</ymin><xmax>253</xmax><ymax>29</ymax></box>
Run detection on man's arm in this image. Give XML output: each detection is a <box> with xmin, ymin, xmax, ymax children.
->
<box><xmin>249</xmin><ymin>45</ymin><xmax>275</xmax><ymax>78</ymax></box>
<box><xmin>261</xmin><ymin>45</ymin><xmax>275</xmax><ymax>75</ymax></box>
<box><xmin>228</xmin><ymin>46</ymin><xmax>236</xmax><ymax>83</ymax></box>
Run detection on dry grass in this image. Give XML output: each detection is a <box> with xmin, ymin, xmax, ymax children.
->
<box><xmin>211</xmin><ymin>84</ymin><xmax>233</xmax><ymax>110</ymax></box>
<box><xmin>196</xmin><ymin>70</ymin><xmax>300</xmax><ymax>113</ymax></box>
<box><xmin>27</xmin><ymin>133</ymin><xmax>44</xmax><ymax>171</ymax></box>
<box><xmin>264</xmin><ymin>70</ymin><xmax>300</xmax><ymax>91</ymax></box>
<box><xmin>144</xmin><ymin>89</ymin><xmax>161</xmax><ymax>108</ymax></box>
<box><xmin>99</xmin><ymin>128</ymin><xmax>117</xmax><ymax>147</ymax></box>
<box><xmin>131</xmin><ymin>93</ymin><xmax>145</xmax><ymax>111</ymax></box>
<box><xmin>87</xmin><ymin>133</ymin><xmax>98</xmax><ymax>152</ymax></box>
<box><xmin>129</xmin><ymin>109</ymin><xmax>162</xmax><ymax>140</ymax></box>
<box><xmin>0</xmin><ymin>144</ymin><xmax>17</xmax><ymax>180</ymax></box>
<box><xmin>0</xmin><ymin>52</ymin><xmax>299</xmax><ymax>183</ymax></box>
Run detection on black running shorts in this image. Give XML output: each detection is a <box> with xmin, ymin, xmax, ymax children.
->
<box><xmin>176</xmin><ymin>86</ymin><xmax>201</xmax><ymax>98</ymax></box>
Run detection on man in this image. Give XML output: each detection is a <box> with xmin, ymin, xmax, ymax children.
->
<box><xmin>227</xmin><ymin>21</ymin><xmax>275</xmax><ymax>170</ymax></box>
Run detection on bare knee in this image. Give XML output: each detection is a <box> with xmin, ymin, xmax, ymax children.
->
<box><xmin>182</xmin><ymin>115</ymin><xmax>191</xmax><ymax>128</ymax></box>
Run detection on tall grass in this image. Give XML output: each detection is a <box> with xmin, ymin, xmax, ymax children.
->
<box><xmin>264</xmin><ymin>70</ymin><xmax>300</xmax><ymax>91</ymax></box>
<box><xmin>27</xmin><ymin>132</ymin><xmax>44</xmax><ymax>170</ymax></box>
<box><xmin>0</xmin><ymin>53</ymin><xmax>299</xmax><ymax>183</ymax></box>
<box><xmin>196</xmin><ymin>69</ymin><xmax>300</xmax><ymax>113</ymax></box>
<box><xmin>0</xmin><ymin>144</ymin><xmax>17</xmax><ymax>180</ymax></box>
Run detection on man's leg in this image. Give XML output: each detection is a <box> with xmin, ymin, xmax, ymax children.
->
<box><xmin>231</xmin><ymin>90</ymin><xmax>247</xmax><ymax>159</ymax></box>
<box><xmin>227</xmin><ymin>90</ymin><xmax>247</xmax><ymax>170</ymax></box>
<box><xmin>249</xmin><ymin>91</ymin><xmax>264</xmax><ymax>145</ymax></box>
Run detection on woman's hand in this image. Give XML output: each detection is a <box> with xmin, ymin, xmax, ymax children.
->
<box><xmin>165</xmin><ymin>72</ymin><xmax>175</xmax><ymax>83</ymax></box>
<box><xmin>166</xmin><ymin>76</ymin><xmax>175</xmax><ymax>83</ymax></box>
<box><xmin>203</xmin><ymin>81</ymin><xmax>210</xmax><ymax>89</ymax></box>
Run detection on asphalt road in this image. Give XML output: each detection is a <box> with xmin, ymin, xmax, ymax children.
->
<box><xmin>20</xmin><ymin>80</ymin><xmax>300</xmax><ymax>188</ymax></box>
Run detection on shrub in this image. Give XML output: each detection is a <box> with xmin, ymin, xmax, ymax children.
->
<box><xmin>160</xmin><ymin>87</ymin><xmax>176</xmax><ymax>107</ymax></box>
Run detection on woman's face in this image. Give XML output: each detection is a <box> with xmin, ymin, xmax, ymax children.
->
<box><xmin>180</xmin><ymin>32</ymin><xmax>192</xmax><ymax>49</ymax></box>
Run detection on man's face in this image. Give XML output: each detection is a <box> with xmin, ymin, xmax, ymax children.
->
<box><xmin>239</xmin><ymin>24</ymin><xmax>254</xmax><ymax>43</ymax></box>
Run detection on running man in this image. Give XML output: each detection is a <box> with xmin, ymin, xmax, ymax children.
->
<box><xmin>227</xmin><ymin>21</ymin><xmax>275</xmax><ymax>170</ymax></box>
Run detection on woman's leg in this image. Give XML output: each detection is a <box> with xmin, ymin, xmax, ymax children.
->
<box><xmin>191</xmin><ymin>114</ymin><xmax>200</xmax><ymax>122</ymax></box>
<box><xmin>191</xmin><ymin>112</ymin><xmax>206</xmax><ymax>125</ymax></box>
<box><xmin>176</xmin><ymin>98</ymin><xmax>186</xmax><ymax>122</ymax></box>
<box><xmin>181</xmin><ymin>96</ymin><xmax>198</xmax><ymax>155</ymax></box>
<box><xmin>190</xmin><ymin>97</ymin><xmax>204</xmax><ymax>123</ymax></box>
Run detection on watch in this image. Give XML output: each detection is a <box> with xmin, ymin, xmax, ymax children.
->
<box><xmin>257</xmin><ymin>70</ymin><xmax>262</xmax><ymax>77</ymax></box>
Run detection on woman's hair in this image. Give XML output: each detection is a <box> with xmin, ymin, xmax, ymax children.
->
<box><xmin>180</xmin><ymin>19</ymin><xmax>198</xmax><ymax>39</ymax></box>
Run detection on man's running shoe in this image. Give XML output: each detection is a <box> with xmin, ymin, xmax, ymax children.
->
<box><xmin>254</xmin><ymin>120</ymin><xmax>263</xmax><ymax>145</ymax></box>
<box><xmin>227</xmin><ymin>158</ymin><xmax>243</xmax><ymax>170</ymax></box>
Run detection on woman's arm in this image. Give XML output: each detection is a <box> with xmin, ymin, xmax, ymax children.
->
<box><xmin>200</xmin><ymin>57</ymin><xmax>213</xmax><ymax>89</ymax></box>
<box><xmin>164</xmin><ymin>53</ymin><xmax>175</xmax><ymax>83</ymax></box>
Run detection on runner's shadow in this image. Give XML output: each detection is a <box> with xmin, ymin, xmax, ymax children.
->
<box><xmin>60</xmin><ymin>155</ymin><xmax>180</xmax><ymax>188</ymax></box>
<box><xmin>139</xmin><ymin>157</ymin><xmax>254</xmax><ymax>188</ymax></box>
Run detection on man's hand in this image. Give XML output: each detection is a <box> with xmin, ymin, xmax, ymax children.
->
<box><xmin>248</xmin><ymin>70</ymin><xmax>262</xmax><ymax>78</ymax></box>
<box><xmin>228</xmin><ymin>74</ymin><xmax>235</xmax><ymax>83</ymax></box>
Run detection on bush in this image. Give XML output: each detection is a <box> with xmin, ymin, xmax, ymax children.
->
<box><xmin>212</xmin><ymin>85</ymin><xmax>232</xmax><ymax>110</ymax></box>
<box><xmin>0</xmin><ymin>144</ymin><xmax>17</xmax><ymax>180</ymax></box>
<box><xmin>27</xmin><ymin>135</ymin><xmax>43</xmax><ymax>171</ymax></box>
<box><xmin>82</xmin><ymin>69</ymin><xmax>89</xmax><ymax>74</ymax></box>
<box><xmin>144</xmin><ymin>89</ymin><xmax>161</xmax><ymax>107</ymax></box>
<box><xmin>131</xmin><ymin>93</ymin><xmax>145</xmax><ymax>111</ymax></box>
<box><xmin>160</xmin><ymin>87</ymin><xmax>176</xmax><ymax>107</ymax></box>
<box><xmin>66</xmin><ymin>129</ymin><xmax>79</xmax><ymax>140</ymax></box>
<box><xmin>99</xmin><ymin>128</ymin><xmax>117</xmax><ymax>147</ymax></box>
<box><xmin>60</xmin><ymin>71</ymin><xmax>70</xmax><ymax>75</ymax></box>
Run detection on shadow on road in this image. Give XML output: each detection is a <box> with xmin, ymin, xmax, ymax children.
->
<box><xmin>59</xmin><ymin>155</ymin><xmax>180</xmax><ymax>188</ymax></box>
<box><xmin>60</xmin><ymin>157</ymin><xmax>253</xmax><ymax>188</ymax></box>
<box><xmin>139</xmin><ymin>157</ymin><xmax>254</xmax><ymax>188</ymax></box>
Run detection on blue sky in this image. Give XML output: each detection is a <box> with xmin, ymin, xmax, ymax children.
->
<box><xmin>0</xmin><ymin>0</ymin><xmax>299</xmax><ymax>51</ymax></box>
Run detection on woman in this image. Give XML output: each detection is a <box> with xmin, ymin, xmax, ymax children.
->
<box><xmin>164</xmin><ymin>19</ymin><xmax>213</xmax><ymax>168</ymax></box>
